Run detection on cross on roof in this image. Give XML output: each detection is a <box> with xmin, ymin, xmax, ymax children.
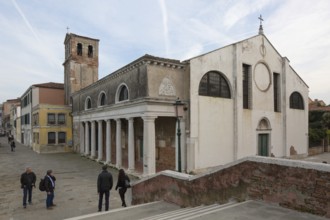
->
<box><xmin>66</xmin><ymin>26</ymin><xmax>70</xmax><ymax>33</ymax></box>
<box><xmin>258</xmin><ymin>15</ymin><xmax>264</xmax><ymax>26</ymax></box>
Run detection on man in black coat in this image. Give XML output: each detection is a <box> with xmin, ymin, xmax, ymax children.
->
<box><xmin>20</xmin><ymin>167</ymin><xmax>36</xmax><ymax>208</ymax></box>
<box><xmin>97</xmin><ymin>165</ymin><xmax>113</xmax><ymax>211</ymax></box>
<box><xmin>44</xmin><ymin>169</ymin><xmax>56</xmax><ymax>210</ymax></box>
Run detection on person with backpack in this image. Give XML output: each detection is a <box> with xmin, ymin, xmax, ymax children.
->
<box><xmin>97</xmin><ymin>165</ymin><xmax>113</xmax><ymax>212</ymax></box>
<box><xmin>20</xmin><ymin>167</ymin><xmax>36</xmax><ymax>208</ymax></box>
<box><xmin>115</xmin><ymin>169</ymin><xmax>130</xmax><ymax>207</ymax></box>
<box><xmin>44</xmin><ymin>170</ymin><xmax>56</xmax><ymax>210</ymax></box>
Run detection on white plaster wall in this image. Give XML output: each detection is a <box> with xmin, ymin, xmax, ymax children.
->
<box><xmin>32</xmin><ymin>87</ymin><xmax>39</xmax><ymax>107</ymax></box>
<box><xmin>237</xmin><ymin>36</ymin><xmax>285</xmax><ymax>159</ymax></box>
<box><xmin>189</xmin><ymin>45</ymin><xmax>234</xmax><ymax>170</ymax></box>
<box><xmin>198</xmin><ymin>97</ymin><xmax>234</xmax><ymax>168</ymax></box>
<box><xmin>285</xmin><ymin>67</ymin><xmax>309</xmax><ymax>156</ymax></box>
<box><xmin>189</xmin><ymin>35</ymin><xmax>308</xmax><ymax>170</ymax></box>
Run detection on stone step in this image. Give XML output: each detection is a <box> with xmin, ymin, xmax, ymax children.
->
<box><xmin>140</xmin><ymin>204</ymin><xmax>219</xmax><ymax>220</ymax></box>
<box><xmin>140</xmin><ymin>202</ymin><xmax>237</xmax><ymax>220</ymax></box>
<box><xmin>180</xmin><ymin>201</ymin><xmax>247</xmax><ymax>220</ymax></box>
<box><xmin>64</xmin><ymin>201</ymin><xmax>180</xmax><ymax>220</ymax></box>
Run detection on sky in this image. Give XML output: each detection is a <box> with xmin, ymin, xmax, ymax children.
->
<box><xmin>0</xmin><ymin>0</ymin><xmax>330</xmax><ymax>104</ymax></box>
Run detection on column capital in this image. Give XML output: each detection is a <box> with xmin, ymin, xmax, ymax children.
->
<box><xmin>127</xmin><ymin>117</ymin><xmax>135</xmax><ymax>121</ymax></box>
<box><xmin>142</xmin><ymin>116</ymin><xmax>157</xmax><ymax>122</ymax></box>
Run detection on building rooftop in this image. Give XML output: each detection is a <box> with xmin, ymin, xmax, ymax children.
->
<box><xmin>33</xmin><ymin>82</ymin><xmax>64</xmax><ymax>90</ymax></box>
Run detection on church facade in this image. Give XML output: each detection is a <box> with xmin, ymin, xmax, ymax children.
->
<box><xmin>69</xmin><ymin>31</ymin><xmax>308</xmax><ymax>176</ymax></box>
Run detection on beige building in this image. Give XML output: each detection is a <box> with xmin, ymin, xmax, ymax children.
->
<box><xmin>20</xmin><ymin>82</ymin><xmax>73</xmax><ymax>153</ymax></box>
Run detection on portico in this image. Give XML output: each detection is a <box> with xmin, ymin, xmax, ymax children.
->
<box><xmin>75</xmin><ymin>100</ymin><xmax>186</xmax><ymax>176</ymax></box>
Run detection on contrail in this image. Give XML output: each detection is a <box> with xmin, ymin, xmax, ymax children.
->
<box><xmin>11</xmin><ymin>0</ymin><xmax>41</xmax><ymax>42</ymax></box>
<box><xmin>158</xmin><ymin>0</ymin><xmax>170</xmax><ymax>57</ymax></box>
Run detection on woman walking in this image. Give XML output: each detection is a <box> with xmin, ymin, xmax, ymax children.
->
<box><xmin>115</xmin><ymin>169</ymin><xmax>130</xmax><ymax>207</ymax></box>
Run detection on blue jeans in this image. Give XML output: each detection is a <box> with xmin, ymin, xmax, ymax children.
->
<box><xmin>46</xmin><ymin>192</ymin><xmax>54</xmax><ymax>208</ymax></box>
<box><xmin>23</xmin><ymin>186</ymin><xmax>32</xmax><ymax>206</ymax></box>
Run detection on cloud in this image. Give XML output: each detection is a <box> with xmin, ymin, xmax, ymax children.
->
<box><xmin>0</xmin><ymin>0</ymin><xmax>330</xmax><ymax>104</ymax></box>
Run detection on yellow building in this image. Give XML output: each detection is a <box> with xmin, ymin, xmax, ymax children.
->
<box><xmin>32</xmin><ymin>104</ymin><xmax>72</xmax><ymax>153</ymax></box>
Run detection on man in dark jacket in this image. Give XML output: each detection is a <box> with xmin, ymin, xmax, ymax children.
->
<box><xmin>44</xmin><ymin>169</ymin><xmax>56</xmax><ymax>210</ymax></box>
<box><xmin>97</xmin><ymin>165</ymin><xmax>113</xmax><ymax>211</ymax></box>
<box><xmin>20</xmin><ymin>167</ymin><xmax>36</xmax><ymax>208</ymax></box>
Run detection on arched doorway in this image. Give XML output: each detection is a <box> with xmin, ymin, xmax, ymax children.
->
<box><xmin>257</xmin><ymin>118</ymin><xmax>271</xmax><ymax>156</ymax></box>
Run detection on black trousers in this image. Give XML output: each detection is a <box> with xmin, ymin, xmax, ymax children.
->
<box><xmin>98</xmin><ymin>190</ymin><xmax>110</xmax><ymax>211</ymax></box>
<box><xmin>119</xmin><ymin>187</ymin><xmax>127</xmax><ymax>206</ymax></box>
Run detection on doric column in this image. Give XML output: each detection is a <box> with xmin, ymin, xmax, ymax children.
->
<box><xmin>106</xmin><ymin>119</ymin><xmax>111</xmax><ymax>164</ymax></box>
<box><xmin>116</xmin><ymin>119</ymin><xmax>122</xmax><ymax>168</ymax></box>
<box><xmin>143</xmin><ymin>116</ymin><xmax>157</xmax><ymax>176</ymax></box>
<box><xmin>97</xmin><ymin>120</ymin><xmax>103</xmax><ymax>161</ymax></box>
<box><xmin>85</xmin><ymin>121</ymin><xmax>90</xmax><ymax>155</ymax></box>
<box><xmin>80</xmin><ymin>122</ymin><xmax>85</xmax><ymax>154</ymax></box>
<box><xmin>91</xmin><ymin>121</ymin><xmax>96</xmax><ymax>158</ymax></box>
<box><xmin>128</xmin><ymin>118</ymin><xmax>135</xmax><ymax>171</ymax></box>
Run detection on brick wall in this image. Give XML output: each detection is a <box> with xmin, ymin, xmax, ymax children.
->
<box><xmin>131</xmin><ymin>157</ymin><xmax>330</xmax><ymax>218</ymax></box>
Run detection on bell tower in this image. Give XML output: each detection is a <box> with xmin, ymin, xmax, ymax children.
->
<box><xmin>63</xmin><ymin>33</ymin><xmax>99</xmax><ymax>105</ymax></box>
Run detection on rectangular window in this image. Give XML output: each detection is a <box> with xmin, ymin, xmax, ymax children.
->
<box><xmin>273</xmin><ymin>73</ymin><xmax>281</xmax><ymax>112</ymax></box>
<box><xmin>48</xmin><ymin>132</ymin><xmax>56</xmax><ymax>144</ymax></box>
<box><xmin>33</xmin><ymin>113</ymin><xmax>39</xmax><ymax>126</ymax></box>
<box><xmin>58</xmin><ymin>132</ymin><xmax>66</xmax><ymax>144</ymax></box>
<box><xmin>48</xmin><ymin>113</ymin><xmax>56</xmax><ymax>125</ymax></box>
<box><xmin>242</xmin><ymin>64</ymin><xmax>251</xmax><ymax>109</ymax></box>
<box><xmin>58</xmin><ymin>113</ymin><xmax>66</xmax><ymax>125</ymax></box>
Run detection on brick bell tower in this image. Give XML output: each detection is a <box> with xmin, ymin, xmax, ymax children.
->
<box><xmin>63</xmin><ymin>32</ymin><xmax>99</xmax><ymax>105</ymax></box>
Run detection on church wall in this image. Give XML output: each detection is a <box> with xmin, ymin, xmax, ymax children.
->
<box><xmin>285</xmin><ymin>66</ymin><xmax>308</xmax><ymax>157</ymax></box>
<box><xmin>189</xmin><ymin>45</ymin><xmax>235</xmax><ymax>170</ymax></box>
<box><xmin>199</xmin><ymin>97</ymin><xmax>234</xmax><ymax>168</ymax></box>
<box><xmin>72</xmin><ymin>65</ymin><xmax>148</xmax><ymax>112</ymax></box>
<box><xmin>238</xmin><ymin>36</ymin><xmax>285</xmax><ymax>159</ymax></box>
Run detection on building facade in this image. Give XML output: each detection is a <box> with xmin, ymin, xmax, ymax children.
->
<box><xmin>2</xmin><ymin>99</ymin><xmax>20</xmax><ymax>136</ymax></box>
<box><xmin>32</xmin><ymin>104</ymin><xmax>72</xmax><ymax>153</ymax></box>
<box><xmin>70</xmin><ymin>32</ymin><xmax>308</xmax><ymax>176</ymax></box>
<box><xmin>20</xmin><ymin>82</ymin><xmax>73</xmax><ymax>153</ymax></box>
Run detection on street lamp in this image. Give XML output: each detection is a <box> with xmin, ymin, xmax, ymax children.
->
<box><xmin>174</xmin><ymin>98</ymin><xmax>184</xmax><ymax>172</ymax></box>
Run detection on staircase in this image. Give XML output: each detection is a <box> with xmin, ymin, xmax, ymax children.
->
<box><xmin>64</xmin><ymin>201</ymin><xmax>240</xmax><ymax>220</ymax></box>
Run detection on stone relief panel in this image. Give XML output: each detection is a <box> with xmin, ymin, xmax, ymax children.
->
<box><xmin>159</xmin><ymin>77</ymin><xmax>176</xmax><ymax>96</ymax></box>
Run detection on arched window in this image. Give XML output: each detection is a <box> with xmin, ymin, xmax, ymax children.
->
<box><xmin>199</xmin><ymin>71</ymin><xmax>231</xmax><ymax>98</ymax></box>
<box><xmin>119</xmin><ymin>86</ymin><xmax>129</xmax><ymax>101</ymax></box>
<box><xmin>88</xmin><ymin>45</ymin><xmax>93</xmax><ymax>58</ymax></box>
<box><xmin>77</xmin><ymin>43</ymin><xmax>83</xmax><ymax>56</ymax></box>
<box><xmin>99</xmin><ymin>92</ymin><xmax>106</xmax><ymax>106</ymax></box>
<box><xmin>85</xmin><ymin>97</ymin><xmax>92</xmax><ymax>110</ymax></box>
<box><xmin>289</xmin><ymin>92</ymin><xmax>304</xmax><ymax>110</ymax></box>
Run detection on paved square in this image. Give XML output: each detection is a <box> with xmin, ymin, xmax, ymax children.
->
<box><xmin>0</xmin><ymin>137</ymin><xmax>125</xmax><ymax>220</ymax></box>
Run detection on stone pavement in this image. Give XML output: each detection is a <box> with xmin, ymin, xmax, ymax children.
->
<box><xmin>0</xmin><ymin>137</ymin><xmax>127</xmax><ymax>220</ymax></box>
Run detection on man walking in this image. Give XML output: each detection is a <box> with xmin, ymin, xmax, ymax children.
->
<box><xmin>44</xmin><ymin>169</ymin><xmax>56</xmax><ymax>210</ymax></box>
<box><xmin>97</xmin><ymin>165</ymin><xmax>113</xmax><ymax>212</ymax></box>
<box><xmin>10</xmin><ymin>140</ymin><xmax>16</xmax><ymax>152</ymax></box>
<box><xmin>20</xmin><ymin>167</ymin><xmax>36</xmax><ymax>208</ymax></box>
